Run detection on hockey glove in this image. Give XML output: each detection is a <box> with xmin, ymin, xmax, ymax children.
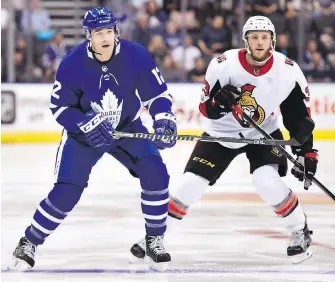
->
<box><xmin>291</xmin><ymin>148</ymin><xmax>318</xmax><ymax>190</ymax></box>
<box><xmin>214</xmin><ymin>84</ymin><xmax>241</xmax><ymax>109</ymax></box>
<box><xmin>77</xmin><ymin>110</ymin><xmax>115</xmax><ymax>148</ymax></box>
<box><xmin>153</xmin><ymin>112</ymin><xmax>177</xmax><ymax>150</ymax></box>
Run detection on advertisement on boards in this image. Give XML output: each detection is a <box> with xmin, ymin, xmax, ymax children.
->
<box><xmin>1</xmin><ymin>83</ymin><xmax>335</xmax><ymax>143</ymax></box>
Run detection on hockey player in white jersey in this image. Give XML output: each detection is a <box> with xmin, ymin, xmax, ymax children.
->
<box><xmin>130</xmin><ymin>16</ymin><xmax>318</xmax><ymax>264</ymax></box>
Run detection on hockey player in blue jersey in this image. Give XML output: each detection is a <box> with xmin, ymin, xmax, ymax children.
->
<box><xmin>10</xmin><ymin>7</ymin><xmax>177</xmax><ymax>272</ymax></box>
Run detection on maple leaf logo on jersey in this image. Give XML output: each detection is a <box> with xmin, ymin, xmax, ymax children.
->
<box><xmin>232</xmin><ymin>84</ymin><xmax>265</xmax><ymax>128</ymax></box>
<box><xmin>90</xmin><ymin>88</ymin><xmax>123</xmax><ymax>128</ymax></box>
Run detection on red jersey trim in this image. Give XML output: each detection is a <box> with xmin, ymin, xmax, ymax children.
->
<box><xmin>238</xmin><ymin>49</ymin><xmax>274</xmax><ymax>76</ymax></box>
<box><xmin>199</xmin><ymin>102</ymin><xmax>208</xmax><ymax>117</ymax></box>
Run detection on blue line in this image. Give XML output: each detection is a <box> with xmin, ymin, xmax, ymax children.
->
<box><xmin>2</xmin><ymin>269</ymin><xmax>335</xmax><ymax>274</ymax></box>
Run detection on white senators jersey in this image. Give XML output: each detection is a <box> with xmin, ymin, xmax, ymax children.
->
<box><xmin>199</xmin><ymin>48</ymin><xmax>312</xmax><ymax>149</ymax></box>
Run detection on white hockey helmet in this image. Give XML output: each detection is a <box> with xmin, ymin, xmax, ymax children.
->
<box><xmin>242</xmin><ymin>16</ymin><xmax>276</xmax><ymax>62</ymax></box>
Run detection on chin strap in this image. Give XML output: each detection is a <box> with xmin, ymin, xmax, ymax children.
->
<box><xmin>87</xmin><ymin>41</ymin><xmax>103</xmax><ymax>55</ymax></box>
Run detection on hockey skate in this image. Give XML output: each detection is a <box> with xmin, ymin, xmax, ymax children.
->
<box><xmin>9</xmin><ymin>237</ymin><xmax>36</xmax><ymax>271</ymax></box>
<box><xmin>129</xmin><ymin>238</ymin><xmax>146</xmax><ymax>263</ymax></box>
<box><xmin>287</xmin><ymin>223</ymin><xmax>313</xmax><ymax>264</ymax></box>
<box><xmin>145</xmin><ymin>235</ymin><xmax>170</xmax><ymax>272</ymax></box>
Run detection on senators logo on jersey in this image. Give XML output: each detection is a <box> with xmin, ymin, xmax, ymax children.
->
<box><xmin>232</xmin><ymin>84</ymin><xmax>265</xmax><ymax>128</ymax></box>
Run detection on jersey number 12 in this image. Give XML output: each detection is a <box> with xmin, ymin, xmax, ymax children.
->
<box><xmin>151</xmin><ymin>67</ymin><xmax>165</xmax><ymax>85</ymax></box>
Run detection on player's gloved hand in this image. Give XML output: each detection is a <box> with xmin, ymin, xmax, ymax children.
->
<box><xmin>291</xmin><ymin>148</ymin><xmax>318</xmax><ymax>190</ymax></box>
<box><xmin>77</xmin><ymin>110</ymin><xmax>115</xmax><ymax>148</ymax></box>
<box><xmin>214</xmin><ymin>84</ymin><xmax>241</xmax><ymax>109</ymax></box>
<box><xmin>153</xmin><ymin>112</ymin><xmax>177</xmax><ymax>150</ymax></box>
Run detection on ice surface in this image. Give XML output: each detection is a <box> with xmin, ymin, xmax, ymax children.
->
<box><xmin>2</xmin><ymin>142</ymin><xmax>334</xmax><ymax>281</ymax></box>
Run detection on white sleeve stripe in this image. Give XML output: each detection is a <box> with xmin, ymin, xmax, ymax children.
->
<box><xmin>53</xmin><ymin>106</ymin><xmax>68</xmax><ymax>119</ymax></box>
<box><xmin>51</xmin><ymin>92</ymin><xmax>59</xmax><ymax>99</ymax></box>
<box><xmin>142</xmin><ymin>90</ymin><xmax>172</xmax><ymax>108</ymax></box>
<box><xmin>132</xmin><ymin>108</ymin><xmax>141</xmax><ymax>122</ymax></box>
<box><xmin>154</xmin><ymin>112</ymin><xmax>176</xmax><ymax>122</ymax></box>
<box><xmin>49</xmin><ymin>103</ymin><xmax>58</xmax><ymax>109</ymax></box>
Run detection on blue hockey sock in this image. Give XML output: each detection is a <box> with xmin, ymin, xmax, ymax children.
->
<box><xmin>25</xmin><ymin>183</ymin><xmax>84</xmax><ymax>245</ymax></box>
<box><xmin>138</xmin><ymin>156</ymin><xmax>170</xmax><ymax>236</ymax></box>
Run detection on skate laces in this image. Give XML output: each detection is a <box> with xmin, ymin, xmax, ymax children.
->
<box><xmin>21</xmin><ymin>240</ymin><xmax>36</xmax><ymax>259</ymax></box>
<box><xmin>149</xmin><ymin>236</ymin><xmax>165</xmax><ymax>254</ymax></box>
<box><xmin>290</xmin><ymin>230</ymin><xmax>304</xmax><ymax>247</ymax></box>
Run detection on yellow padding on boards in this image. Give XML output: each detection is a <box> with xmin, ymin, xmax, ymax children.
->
<box><xmin>2</xmin><ymin>132</ymin><xmax>62</xmax><ymax>143</ymax></box>
<box><xmin>2</xmin><ymin>130</ymin><xmax>335</xmax><ymax>143</ymax></box>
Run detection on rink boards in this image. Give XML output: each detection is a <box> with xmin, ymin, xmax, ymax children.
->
<box><xmin>1</xmin><ymin>83</ymin><xmax>335</xmax><ymax>143</ymax></box>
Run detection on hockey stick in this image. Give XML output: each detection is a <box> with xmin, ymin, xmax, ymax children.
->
<box><xmin>111</xmin><ymin>131</ymin><xmax>302</xmax><ymax>146</ymax></box>
<box><xmin>232</xmin><ymin>105</ymin><xmax>335</xmax><ymax>201</ymax></box>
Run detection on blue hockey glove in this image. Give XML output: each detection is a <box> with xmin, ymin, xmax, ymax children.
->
<box><xmin>77</xmin><ymin>110</ymin><xmax>115</xmax><ymax>148</ymax></box>
<box><xmin>153</xmin><ymin>112</ymin><xmax>177</xmax><ymax>150</ymax></box>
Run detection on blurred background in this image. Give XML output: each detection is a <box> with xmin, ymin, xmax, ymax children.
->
<box><xmin>1</xmin><ymin>0</ymin><xmax>335</xmax><ymax>83</ymax></box>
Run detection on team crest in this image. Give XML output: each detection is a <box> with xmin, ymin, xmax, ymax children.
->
<box><xmin>232</xmin><ymin>84</ymin><xmax>265</xmax><ymax>128</ymax></box>
<box><xmin>90</xmin><ymin>89</ymin><xmax>123</xmax><ymax>128</ymax></box>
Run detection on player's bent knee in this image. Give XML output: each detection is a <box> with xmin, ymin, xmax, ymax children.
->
<box><xmin>252</xmin><ymin>164</ymin><xmax>290</xmax><ymax>205</ymax></box>
<box><xmin>172</xmin><ymin>172</ymin><xmax>209</xmax><ymax>208</ymax></box>
<box><xmin>252</xmin><ymin>164</ymin><xmax>280</xmax><ymax>190</ymax></box>
<box><xmin>137</xmin><ymin>155</ymin><xmax>169</xmax><ymax>191</ymax></box>
<box><xmin>47</xmin><ymin>183</ymin><xmax>84</xmax><ymax>213</ymax></box>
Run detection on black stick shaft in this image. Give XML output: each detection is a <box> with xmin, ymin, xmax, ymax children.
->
<box><xmin>111</xmin><ymin>131</ymin><xmax>300</xmax><ymax>146</ymax></box>
<box><xmin>233</xmin><ymin>105</ymin><xmax>335</xmax><ymax>201</ymax></box>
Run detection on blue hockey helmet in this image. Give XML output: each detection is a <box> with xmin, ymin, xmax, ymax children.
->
<box><xmin>83</xmin><ymin>7</ymin><xmax>119</xmax><ymax>39</ymax></box>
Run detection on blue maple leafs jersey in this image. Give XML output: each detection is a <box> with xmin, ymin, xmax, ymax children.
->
<box><xmin>49</xmin><ymin>39</ymin><xmax>172</xmax><ymax>134</ymax></box>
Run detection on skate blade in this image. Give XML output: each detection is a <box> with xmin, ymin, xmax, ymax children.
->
<box><xmin>8</xmin><ymin>256</ymin><xmax>32</xmax><ymax>271</ymax></box>
<box><xmin>129</xmin><ymin>254</ymin><xmax>145</xmax><ymax>264</ymax></box>
<box><xmin>291</xmin><ymin>247</ymin><xmax>313</xmax><ymax>264</ymax></box>
<box><xmin>145</xmin><ymin>256</ymin><xmax>169</xmax><ymax>272</ymax></box>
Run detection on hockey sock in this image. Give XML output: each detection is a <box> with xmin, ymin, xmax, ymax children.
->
<box><xmin>138</xmin><ymin>156</ymin><xmax>169</xmax><ymax>236</ymax></box>
<box><xmin>164</xmin><ymin>172</ymin><xmax>209</xmax><ymax>237</ymax></box>
<box><xmin>25</xmin><ymin>183</ymin><xmax>84</xmax><ymax>245</ymax></box>
<box><xmin>253</xmin><ymin>164</ymin><xmax>305</xmax><ymax>232</ymax></box>
<box><xmin>171</xmin><ymin>172</ymin><xmax>209</xmax><ymax>207</ymax></box>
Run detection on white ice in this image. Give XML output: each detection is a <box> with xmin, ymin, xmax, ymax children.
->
<box><xmin>1</xmin><ymin>141</ymin><xmax>335</xmax><ymax>282</ymax></box>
